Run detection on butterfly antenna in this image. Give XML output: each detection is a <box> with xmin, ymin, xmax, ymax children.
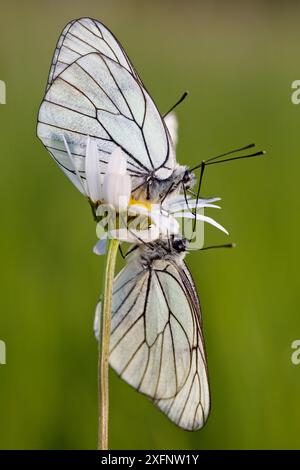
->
<box><xmin>186</xmin><ymin>144</ymin><xmax>264</xmax><ymax>247</ymax></box>
<box><xmin>206</xmin><ymin>150</ymin><xmax>265</xmax><ymax>167</ymax></box>
<box><xmin>191</xmin><ymin>160</ymin><xmax>206</xmax><ymax>235</ymax></box>
<box><xmin>182</xmin><ymin>182</ymin><xmax>192</xmax><ymax>212</ymax></box>
<box><xmin>189</xmin><ymin>242</ymin><xmax>236</xmax><ymax>252</ymax></box>
<box><xmin>163</xmin><ymin>91</ymin><xmax>189</xmax><ymax>118</ymax></box>
<box><xmin>161</xmin><ymin>181</ymin><xmax>175</xmax><ymax>207</ymax></box>
<box><xmin>190</xmin><ymin>143</ymin><xmax>265</xmax><ymax>232</ymax></box>
<box><xmin>181</xmin><ymin>182</ymin><xmax>196</xmax><ymax>244</ymax></box>
<box><xmin>191</xmin><ymin>143</ymin><xmax>265</xmax><ymax>171</ymax></box>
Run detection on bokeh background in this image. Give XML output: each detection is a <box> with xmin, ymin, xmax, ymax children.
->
<box><xmin>0</xmin><ymin>0</ymin><xmax>300</xmax><ymax>450</ymax></box>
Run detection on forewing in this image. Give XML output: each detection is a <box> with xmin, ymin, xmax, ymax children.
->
<box><xmin>38</xmin><ymin>53</ymin><xmax>175</xmax><ymax>190</ymax></box>
<box><xmin>47</xmin><ymin>17</ymin><xmax>142</xmax><ymax>90</ymax></box>
<box><xmin>100</xmin><ymin>255</ymin><xmax>209</xmax><ymax>430</ymax></box>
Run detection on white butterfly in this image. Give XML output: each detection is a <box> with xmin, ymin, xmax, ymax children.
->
<box><xmin>37</xmin><ymin>17</ymin><xmax>194</xmax><ymax>202</ymax></box>
<box><xmin>94</xmin><ymin>236</ymin><xmax>210</xmax><ymax>430</ymax></box>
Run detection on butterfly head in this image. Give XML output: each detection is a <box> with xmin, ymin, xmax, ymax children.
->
<box><xmin>138</xmin><ymin>235</ymin><xmax>187</xmax><ymax>266</ymax></box>
<box><xmin>171</xmin><ymin>235</ymin><xmax>187</xmax><ymax>253</ymax></box>
<box><xmin>181</xmin><ymin>168</ymin><xmax>196</xmax><ymax>191</ymax></box>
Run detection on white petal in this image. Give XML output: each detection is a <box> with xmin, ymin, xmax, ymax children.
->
<box><xmin>151</xmin><ymin>212</ymin><xmax>180</xmax><ymax>235</ymax></box>
<box><xmin>93</xmin><ymin>236</ymin><xmax>108</xmax><ymax>255</ymax></box>
<box><xmin>129</xmin><ymin>204</ymin><xmax>180</xmax><ymax>236</ymax></box>
<box><xmin>94</xmin><ymin>301</ymin><xmax>101</xmax><ymax>340</ymax></box>
<box><xmin>173</xmin><ymin>211</ymin><xmax>229</xmax><ymax>235</ymax></box>
<box><xmin>85</xmin><ymin>136</ymin><xmax>103</xmax><ymax>202</ymax></box>
<box><xmin>102</xmin><ymin>147</ymin><xmax>131</xmax><ymax>211</ymax></box>
<box><xmin>164</xmin><ymin>196</ymin><xmax>221</xmax><ymax>212</ymax></box>
<box><xmin>168</xmin><ymin>202</ymin><xmax>221</xmax><ymax>212</ymax></box>
<box><xmin>110</xmin><ymin>226</ymin><xmax>160</xmax><ymax>243</ymax></box>
<box><xmin>107</xmin><ymin>146</ymin><xmax>127</xmax><ymax>175</ymax></box>
<box><xmin>62</xmin><ymin>135</ymin><xmax>87</xmax><ymax>195</ymax></box>
<box><xmin>164</xmin><ymin>112</ymin><xmax>178</xmax><ymax>147</ymax></box>
<box><xmin>102</xmin><ymin>174</ymin><xmax>131</xmax><ymax>211</ymax></box>
<box><xmin>96</xmin><ymin>220</ymin><xmax>107</xmax><ymax>239</ymax></box>
<box><xmin>163</xmin><ymin>194</ymin><xmax>187</xmax><ymax>206</ymax></box>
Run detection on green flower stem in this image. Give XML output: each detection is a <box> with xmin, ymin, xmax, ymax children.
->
<box><xmin>98</xmin><ymin>238</ymin><xmax>119</xmax><ymax>450</ymax></box>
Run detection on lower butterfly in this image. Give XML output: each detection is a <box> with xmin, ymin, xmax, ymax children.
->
<box><xmin>94</xmin><ymin>236</ymin><xmax>210</xmax><ymax>430</ymax></box>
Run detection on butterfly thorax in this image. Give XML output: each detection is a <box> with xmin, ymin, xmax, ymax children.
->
<box><xmin>136</xmin><ymin>237</ymin><xmax>187</xmax><ymax>267</ymax></box>
<box><xmin>133</xmin><ymin>165</ymin><xmax>195</xmax><ymax>202</ymax></box>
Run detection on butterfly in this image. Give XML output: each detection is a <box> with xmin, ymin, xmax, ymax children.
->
<box><xmin>37</xmin><ymin>17</ymin><xmax>195</xmax><ymax>203</ymax></box>
<box><xmin>94</xmin><ymin>235</ymin><xmax>210</xmax><ymax>430</ymax></box>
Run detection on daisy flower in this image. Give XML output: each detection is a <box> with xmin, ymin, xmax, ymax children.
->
<box><xmin>62</xmin><ymin>134</ymin><xmax>228</xmax><ymax>255</ymax></box>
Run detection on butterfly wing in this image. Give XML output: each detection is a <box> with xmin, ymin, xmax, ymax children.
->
<box><xmin>95</xmin><ymin>255</ymin><xmax>210</xmax><ymax>430</ymax></box>
<box><xmin>152</xmin><ymin>260</ymin><xmax>210</xmax><ymax>430</ymax></box>
<box><xmin>37</xmin><ymin>18</ymin><xmax>176</xmax><ymax>193</ymax></box>
<box><xmin>46</xmin><ymin>17</ymin><xmax>142</xmax><ymax>90</ymax></box>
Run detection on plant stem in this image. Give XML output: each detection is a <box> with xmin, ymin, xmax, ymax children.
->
<box><xmin>98</xmin><ymin>238</ymin><xmax>119</xmax><ymax>450</ymax></box>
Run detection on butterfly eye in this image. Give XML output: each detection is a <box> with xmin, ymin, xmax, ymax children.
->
<box><xmin>182</xmin><ymin>171</ymin><xmax>189</xmax><ymax>183</ymax></box>
<box><xmin>172</xmin><ymin>238</ymin><xmax>186</xmax><ymax>252</ymax></box>
<box><xmin>182</xmin><ymin>170</ymin><xmax>195</xmax><ymax>189</ymax></box>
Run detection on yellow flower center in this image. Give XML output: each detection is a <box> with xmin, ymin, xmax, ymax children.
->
<box><xmin>129</xmin><ymin>197</ymin><xmax>152</xmax><ymax>211</ymax></box>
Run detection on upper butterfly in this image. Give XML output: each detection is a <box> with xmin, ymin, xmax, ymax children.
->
<box><xmin>37</xmin><ymin>17</ymin><xmax>195</xmax><ymax>202</ymax></box>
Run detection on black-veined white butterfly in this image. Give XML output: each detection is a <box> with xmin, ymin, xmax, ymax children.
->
<box><xmin>94</xmin><ymin>236</ymin><xmax>210</xmax><ymax>430</ymax></box>
<box><xmin>37</xmin><ymin>17</ymin><xmax>195</xmax><ymax>202</ymax></box>
<box><xmin>36</xmin><ymin>18</ymin><xmax>264</xmax><ymax>431</ymax></box>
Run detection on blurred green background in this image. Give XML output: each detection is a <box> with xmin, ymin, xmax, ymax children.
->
<box><xmin>1</xmin><ymin>0</ymin><xmax>300</xmax><ymax>450</ymax></box>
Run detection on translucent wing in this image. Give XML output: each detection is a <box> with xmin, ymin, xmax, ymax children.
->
<box><xmin>152</xmin><ymin>262</ymin><xmax>210</xmax><ymax>430</ymax></box>
<box><xmin>38</xmin><ymin>18</ymin><xmax>176</xmax><ymax>193</ymax></box>
<box><xmin>47</xmin><ymin>17</ymin><xmax>142</xmax><ymax>90</ymax></box>
<box><xmin>95</xmin><ymin>255</ymin><xmax>210</xmax><ymax>430</ymax></box>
